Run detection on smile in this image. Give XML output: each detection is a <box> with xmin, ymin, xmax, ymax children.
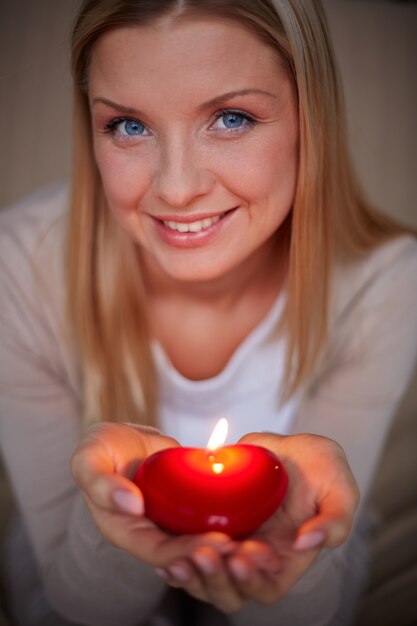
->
<box><xmin>163</xmin><ymin>215</ymin><xmax>223</xmax><ymax>233</ymax></box>
<box><xmin>153</xmin><ymin>208</ymin><xmax>237</xmax><ymax>249</ymax></box>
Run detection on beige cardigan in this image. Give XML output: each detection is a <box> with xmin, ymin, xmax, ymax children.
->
<box><xmin>1</xmin><ymin>184</ymin><xmax>416</xmax><ymax>625</ymax></box>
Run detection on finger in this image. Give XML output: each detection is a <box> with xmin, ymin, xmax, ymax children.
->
<box><xmin>71</xmin><ymin>422</ymin><xmax>144</xmax><ymax>491</ymax></box>
<box><xmin>83</xmin><ymin>478</ymin><xmax>145</xmax><ymax>516</ymax></box>
<box><xmin>150</xmin><ymin>532</ymin><xmax>236</xmax><ymax>570</ymax></box>
<box><xmin>237</xmin><ymin>431</ymin><xmax>285</xmax><ymax>447</ymax></box>
<box><xmin>227</xmin><ymin>554</ymin><xmax>282</xmax><ymax>605</ymax></box>
<box><xmin>111</xmin><ymin>527</ymin><xmax>236</xmax><ymax>571</ymax></box>
<box><xmin>73</xmin><ymin>422</ymin><xmax>179</xmax><ymax>480</ymax></box>
<box><xmin>232</xmin><ymin>540</ymin><xmax>281</xmax><ymax>577</ymax></box>
<box><xmin>294</xmin><ymin>480</ymin><xmax>360</xmax><ymax>551</ymax></box>
<box><xmin>191</xmin><ymin>546</ymin><xmax>245</xmax><ymax>614</ymax></box>
<box><xmin>71</xmin><ymin>442</ymin><xmax>145</xmax><ymax>514</ymax></box>
<box><xmin>226</xmin><ymin>540</ymin><xmax>283</xmax><ymax>604</ymax></box>
<box><xmin>293</xmin><ymin>515</ymin><xmax>347</xmax><ymax>551</ymax></box>
<box><xmin>157</xmin><ymin>559</ymin><xmax>210</xmax><ymax>604</ymax></box>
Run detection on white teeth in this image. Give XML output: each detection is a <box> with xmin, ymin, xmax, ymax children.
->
<box><xmin>163</xmin><ymin>215</ymin><xmax>221</xmax><ymax>233</ymax></box>
<box><xmin>188</xmin><ymin>221</ymin><xmax>203</xmax><ymax>232</ymax></box>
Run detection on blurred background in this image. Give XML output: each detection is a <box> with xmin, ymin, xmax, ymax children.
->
<box><xmin>0</xmin><ymin>1</ymin><xmax>416</xmax><ymax>625</ymax></box>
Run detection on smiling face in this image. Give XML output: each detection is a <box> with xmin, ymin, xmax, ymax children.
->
<box><xmin>89</xmin><ymin>16</ymin><xmax>299</xmax><ymax>286</ymax></box>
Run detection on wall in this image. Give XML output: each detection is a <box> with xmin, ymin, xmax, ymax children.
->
<box><xmin>323</xmin><ymin>0</ymin><xmax>417</xmax><ymax>227</ymax></box>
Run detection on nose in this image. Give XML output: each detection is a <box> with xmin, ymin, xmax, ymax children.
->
<box><xmin>151</xmin><ymin>134</ymin><xmax>215</xmax><ymax>208</ymax></box>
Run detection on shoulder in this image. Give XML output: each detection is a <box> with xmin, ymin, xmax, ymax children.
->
<box><xmin>331</xmin><ymin>235</ymin><xmax>417</xmax><ymax>322</ymax></box>
<box><xmin>0</xmin><ymin>182</ymin><xmax>69</xmax><ymax>260</ymax></box>
<box><xmin>0</xmin><ymin>183</ymin><xmax>71</xmax><ymax>371</ymax></box>
<box><xmin>0</xmin><ymin>182</ymin><xmax>69</xmax><ymax>292</ymax></box>
<box><xmin>321</xmin><ymin>235</ymin><xmax>417</xmax><ymax>384</ymax></box>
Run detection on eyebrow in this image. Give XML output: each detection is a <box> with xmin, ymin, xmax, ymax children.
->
<box><xmin>197</xmin><ymin>89</ymin><xmax>277</xmax><ymax>110</ymax></box>
<box><xmin>92</xmin><ymin>97</ymin><xmax>140</xmax><ymax>114</ymax></box>
<box><xmin>92</xmin><ymin>89</ymin><xmax>277</xmax><ymax>115</ymax></box>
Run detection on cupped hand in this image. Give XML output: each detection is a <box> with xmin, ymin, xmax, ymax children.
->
<box><xmin>159</xmin><ymin>432</ymin><xmax>359</xmax><ymax>612</ymax></box>
<box><xmin>72</xmin><ymin>426</ymin><xmax>359</xmax><ymax>614</ymax></box>
<box><xmin>71</xmin><ymin>423</ymin><xmax>235</xmax><ymax>569</ymax></box>
<box><xmin>226</xmin><ymin>432</ymin><xmax>359</xmax><ymax>606</ymax></box>
<box><xmin>240</xmin><ymin>431</ymin><xmax>360</xmax><ymax>551</ymax></box>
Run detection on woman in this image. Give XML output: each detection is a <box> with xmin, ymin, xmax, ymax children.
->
<box><xmin>0</xmin><ymin>0</ymin><xmax>416</xmax><ymax>625</ymax></box>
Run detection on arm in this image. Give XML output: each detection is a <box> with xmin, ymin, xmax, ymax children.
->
<box><xmin>0</xmin><ymin>212</ymin><xmax>168</xmax><ymax>625</ymax></box>
<box><xmin>226</xmin><ymin>236</ymin><xmax>417</xmax><ymax>624</ymax></box>
<box><xmin>295</xmin><ymin>237</ymin><xmax>417</xmax><ymax>504</ymax></box>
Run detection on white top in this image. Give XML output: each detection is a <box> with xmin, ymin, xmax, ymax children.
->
<box><xmin>154</xmin><ymin>288</ymin><xmax>300</xmax><ymax>448</ymax></box>
<box><xmin>1</xmin><ymin>183</ymin><xmax>417</xmax><ymax>626</ymax></box>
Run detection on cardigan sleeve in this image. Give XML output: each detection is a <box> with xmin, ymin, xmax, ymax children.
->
<box><xmin>0</xmin><ymin>190</ymin><xmax>166</xmax><ymax>626</ymax></box>
<box><xmin>227</xmin><ymin>235</ymin><xmax>417</xmax><ymax>626</ymax></box>
<box><xmin>295</xmin><ymin>235</ymin><xmax>417</xmax><ymax>505</ymax></box>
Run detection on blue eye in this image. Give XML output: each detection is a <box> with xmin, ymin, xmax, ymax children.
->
<box><xmin>212</xmin><ymin>110</ymin><xmax>256</xmax><ymax>132</ymax></box>
<box><xmin>123</xmin><ymin>119</ymin><xmax>145</xmax><ymax>135</ymax></box>
<box><xmin>221</xmin><ymin>113</ymin><xmax>245</xmax><ymax>128</ymax></box>
<box><xmin>105</xmin><ymin>117</ymin><xmax>148</xmax><ymax>138</ymax></box>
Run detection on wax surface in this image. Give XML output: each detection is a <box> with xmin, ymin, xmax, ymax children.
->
<box><xmin>134</xmin><ymin>444</ymin><xmax>288</xmax><ymax>537</ymax></box>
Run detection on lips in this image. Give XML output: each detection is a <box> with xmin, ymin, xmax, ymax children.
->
<box><xmin>163</xmin><ymin>214</ymin><xmax>223</xmax><ymax>233</ymax></box>
<box><xmin>151</xmin><ymin>208</ymin><xmax>237</xmax><ymax>248</ymax></box>
<box><xmin>154</xmin><ymin>209</ymin><xmax>230</xmax><ymax>225</ymax></box>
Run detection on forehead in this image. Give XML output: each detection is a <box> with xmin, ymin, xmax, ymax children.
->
<box><xmin>88</xmin><ymin>17</ymin><xmax>287</xmax><ymax>105</ymax></box>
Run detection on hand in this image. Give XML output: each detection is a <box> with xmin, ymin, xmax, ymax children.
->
<box><xmin>243</xmin><ymin>431</ymin><xmax>360</xmax><ymax>550</ymax></box>
<box><xmin>71</xmin><ymin>423</ymin><xmax>236</xmax><ymax>569</ymax></box>
<box><xmin>158</xmin><ymin>432</ymin><xmax>359</xmax><ymax>613</ymax></box>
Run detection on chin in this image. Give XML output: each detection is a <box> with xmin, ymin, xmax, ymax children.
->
<box><xmin>164</xmin><ymin>265</ymin><xmax>229</xmax><ymax>283</ymax></box>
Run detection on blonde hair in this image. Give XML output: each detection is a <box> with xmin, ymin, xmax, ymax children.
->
<box><xmin>68</xmin><ymin>0</ymin><xmax>406</xmax><ymax>428</ymax></box>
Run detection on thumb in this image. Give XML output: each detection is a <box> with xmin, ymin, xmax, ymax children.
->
<box><xmin>292</xmin><ymin>499</ymin><xmax>358</xmax><ymax>552</ymax></box>
<box><xmin>71</xmin><ymin>442</ymin><xmax>145</xmax><ymax>516</ymax></box>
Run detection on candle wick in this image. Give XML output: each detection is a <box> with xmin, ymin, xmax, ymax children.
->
<box><xmin>212</xmin><ymin>462</ymin><xmax>225</xmax><ymax>475</ymax></box>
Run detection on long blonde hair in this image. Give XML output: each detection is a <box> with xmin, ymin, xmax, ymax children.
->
<box><xmin>68</xmin><ymin>0</ymin><xmax>406</xmax><ymax>428</ymax></box>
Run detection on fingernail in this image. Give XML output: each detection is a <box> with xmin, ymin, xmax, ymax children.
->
<box><xmin>230</xmin><ymin>560</ymin><xmax>250</xmax><ymax>581</ymax></box>
<box><xmin>113</xmin><ymin>490</ymin><xmax>144</xmax><ymax>515</ymax></box>
<box><xmin>155</xmin><ymin>568</ymin><xmax>169</xmax><ymax>580</ymax></box>
<box><xmin>293</xmin><ymin>530</ymin><xmax>325</xmax><ymax>551</ymax></box>
<box><xmin>193</xmin><ymin>552</ymin><xmax>216</xmax><ymax>575</ymax></box>
<box><xmin>169</xmin><ymin>564</ymin><xmax>190</xmax><ymax>582</ymax></box>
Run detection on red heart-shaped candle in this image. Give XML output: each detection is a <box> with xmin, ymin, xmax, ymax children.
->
<box><xmin>134</xmin><ymin>444</ymin><xmax>288</xmax><ymax>538</ymax></box>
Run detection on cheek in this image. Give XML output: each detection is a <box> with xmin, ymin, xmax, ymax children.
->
<box><xmin>221</xmin><ymin>135</ymin><xmax>298</xmax><ymax>210</ymax></box>
<box><xmin>94</xmin><ymin>143</ymin><xmax>150</xmax><ymax>213</ymax></box>
<box><xmin>267</xmin><ymin>136</ymin><xmax>299</xmax><ymax>204</ymax></box>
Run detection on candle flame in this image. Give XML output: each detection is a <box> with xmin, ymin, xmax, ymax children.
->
<box><xmin>206</xmin><ymin>418</ymin><xmax>228</xmax><ymax>451</ymax></box>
